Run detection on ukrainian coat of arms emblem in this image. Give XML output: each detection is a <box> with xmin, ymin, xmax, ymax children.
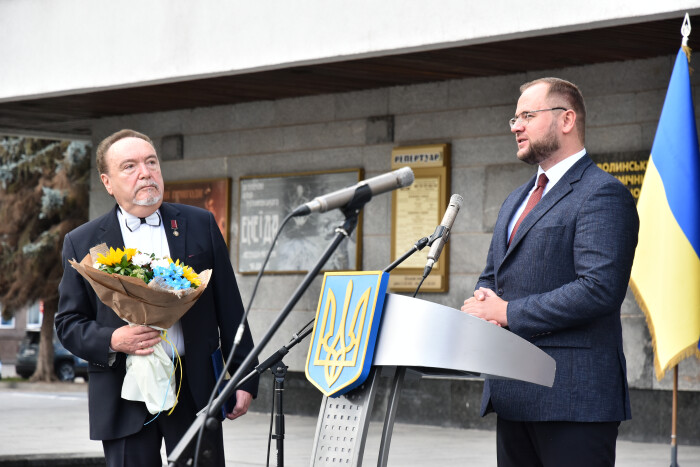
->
<box><xmin>305</xmin><ymin>271</ymin><xmax>389</xmax><ymax>397</ymax></box>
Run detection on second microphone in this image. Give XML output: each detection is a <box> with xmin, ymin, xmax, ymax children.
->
<box><xmin>423</xmin><ymin>194</ymin><xmax>464</xmax><ymax>278</ymax></box>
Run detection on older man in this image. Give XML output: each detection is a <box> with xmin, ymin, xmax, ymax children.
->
<box><xmin>56</xmin><ymin>129</ymin><xmax>257</xmax><ymax>466</ymax></box>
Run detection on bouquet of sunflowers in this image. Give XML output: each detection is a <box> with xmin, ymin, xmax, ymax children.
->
<box><xmin>69</xmin><ymin>244</ymin><xmax>211</xmax><ymax>329</ymax></box>
<box><xmin>95</xmin><ymin>247</ymin><xmax>202</xmax><ymax>296</ymax></box>
<box><xmin>69</xmin><ymin>243</ymin><xmax>212</xmax><ymax>415</ymax></box>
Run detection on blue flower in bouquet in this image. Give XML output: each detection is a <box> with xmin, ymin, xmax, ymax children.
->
<box><xmin>153</xmin><ymin>262</ymin><xmax>192</xmax><ymax>290</ymax></box>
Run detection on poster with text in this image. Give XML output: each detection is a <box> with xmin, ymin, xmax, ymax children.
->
<box><xmin>238</xmin><ymin>169</ymin><xmax>362</xmax><ymax>274</ymax></box>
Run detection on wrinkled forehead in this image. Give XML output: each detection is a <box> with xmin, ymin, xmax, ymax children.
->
<box><xmin>106</xmin><ymin>137</ymin><xmax>157</xmax><ymax>165</ymax></box>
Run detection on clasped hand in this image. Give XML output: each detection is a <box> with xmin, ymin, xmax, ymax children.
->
<box><xmin>461</xmin><ymin>287</ymin><xmax>508</xmax><ymax>327</ymax></box>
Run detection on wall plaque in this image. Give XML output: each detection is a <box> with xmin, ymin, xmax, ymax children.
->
<box><xmin>238</xmin><ymin>169</ymin><xmax>363</xmax><ymax>274</ymax></box>
<box><xmin>390</xmin><ymin>144</ymin><xmax>450</xmax><ymax>293</ymax></box>
<box><xmin>590</xmin><ymin>151</ymin><xmax>649</xmax><ymax>202</ymax></box>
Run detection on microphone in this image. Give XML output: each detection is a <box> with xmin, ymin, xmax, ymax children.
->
<box><xmin>423</xmin><ymin>194</ymin><xmax>464</xmax><ymax>277</ymax></box>
<box><xmin>291</xmin><ymin>167</ymin><xmax>414</xmax><ymax>216</ymax></box>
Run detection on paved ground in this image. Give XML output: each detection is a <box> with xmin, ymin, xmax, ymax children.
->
<box><xmin>1</xmin><ymin>368</ymin><xmax>700</xmax><ymax>466</ymax></box>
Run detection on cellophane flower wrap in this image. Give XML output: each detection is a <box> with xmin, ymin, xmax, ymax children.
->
<box><xmin>69</xmin><ymin>243</ymin><xmax>212</xmax><ymax>415</ymax></box>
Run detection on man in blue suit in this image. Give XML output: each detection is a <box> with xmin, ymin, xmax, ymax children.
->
<box><xmin>56</xmin><ymin>129</ymin><xmax>258</xmax><ymax>466</ymax></box>
<box><xmin>462</xmin><ymin>78</ymin><xmax>639</xmax><ymax>466</ymax></box>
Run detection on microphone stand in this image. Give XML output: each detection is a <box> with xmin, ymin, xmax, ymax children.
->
<box><xmin>384</xmin><ymin>220</ymin><xmax>448</xmax><ymax>274</ymax></box>
<box><xmin>271</xmin><ymin>362</ymin><xmax>287</xmax><ymax>467</ymax></box>
<box><xmin>257</xmin><ymin>324</ymin><xmax>313</xmax><ymax>467</ymax></box>
<box><xmin>168</xmin><ymin>185</ymin><xmax>372</xmax><ymax>467</ymax></box>
<box><xmin>169</xmin><ymin>326</ymin><xmax>313</xmax><ymax>466</ymax></box>
<box><xmin>383</xmin><ymin>236</ymin><xmax>429</xmax><ymax>273</ymax></box>
<box><xmin>377</xmin><ymin>234</ymin><xmax>437</xmax><ymax>466</ymax></box>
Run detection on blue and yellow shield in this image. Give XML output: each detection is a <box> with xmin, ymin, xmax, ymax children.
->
<box><xmin>305</xmin><ymin>271</ymin><xmax>389</xmax><ymax>397</ymax></box>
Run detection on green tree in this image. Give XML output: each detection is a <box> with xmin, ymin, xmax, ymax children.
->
<box><xmin>0</xmin><ymin>136</ymin><xmax>90</xmax><ymax>382</ymax></box>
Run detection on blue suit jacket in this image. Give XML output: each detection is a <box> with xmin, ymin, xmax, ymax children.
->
<box><xmin>56</xmin><ymin>202</ymin><xmax>258</xmax><ymax>440</ymax></box>
<box><xmin>477</xmin><ymin>155</ymin><xmax>638</xmax><ymax>422</ymax></box>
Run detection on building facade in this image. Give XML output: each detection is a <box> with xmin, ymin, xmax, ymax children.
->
<box><xmin>1</xmin><ymin>0</ymin><xmax>699</xmax><ymax>444</ymax></box>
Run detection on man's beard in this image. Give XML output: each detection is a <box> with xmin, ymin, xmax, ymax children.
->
<box><xmin>519</xmin><ymin>126</ymin><xmax>560</xmax><ymax>166</ymax></box>
<box><xmin>133</xmin><ymin>193</ymin><xmax>162</xmax><ymax>206</ymax></box>
<box><xmin>133</xmin><ymin>181</ymin><xmax>162</xmax><ymax>206</ymax></box>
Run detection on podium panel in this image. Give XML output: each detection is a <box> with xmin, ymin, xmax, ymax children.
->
<box><xmin>373</xmin><ymin>294</ymin><xmax>555</xmax><ymax>386</ymax></box>
<box><xmin>310</xmin><ymin>370</ymin><xmax>379</xmax><ymax>466</ymax></box>
<box><xmin>310</xmin><ymin>293</ymin><xmax>556</xmax><ymax>466</ymax></box>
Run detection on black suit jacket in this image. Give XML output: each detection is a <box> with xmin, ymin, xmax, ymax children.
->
<box><xmin>56</xmin><ymin>202</ymin><xmax>258</xmax><ymax>441</ymax></box>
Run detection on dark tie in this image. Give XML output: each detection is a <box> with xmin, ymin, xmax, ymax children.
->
<box><xmin>508</xmin><ymin>173</ymin><xmax>548</xmax><ymax>246</ymax></box>
<box><xmin>124</xmin><ymin>211</ymin><xmax>161</xmax><ymax>232</ymax></box>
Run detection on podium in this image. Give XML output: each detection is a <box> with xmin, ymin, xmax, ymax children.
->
<box><xmin>309</xmin><ymin>293</ymin><xmax>555</xmax><ymax>466</ymax></box>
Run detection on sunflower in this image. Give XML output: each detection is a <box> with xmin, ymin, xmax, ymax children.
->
<box><xmin>95</xmin><ymin>247</ymin><xmax>138</xmax><ymax>267</ymax></box>
<box><xmin>174</xmin><ymin>259</ymin><xmax>201</xmax><ymax>288</ymax></box>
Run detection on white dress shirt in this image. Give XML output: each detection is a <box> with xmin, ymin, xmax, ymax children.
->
<box><xmin>507</xmin><ymin>148</ymin><xmax>587</xmax><ymax>239</ymax></box>
<box><xmin>117</xmin><ymin>206</ymin><xmax>185</xmax><ymax>358</ymax></box>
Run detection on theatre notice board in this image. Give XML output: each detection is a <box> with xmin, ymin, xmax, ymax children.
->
<box><xmin>390</xmin><ymin>144</ymin><xmax>450</xmax><ymax>293</ymax></box>
<box><xmin>238</xmin><ymin>169</ymin><xmax>363</xmax><ymax>274</ymax></box>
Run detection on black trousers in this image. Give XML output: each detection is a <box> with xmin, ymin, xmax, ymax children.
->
<box><xmin>102</xmin><ymin>361</ymin><xmax>225</xmax><ymax>467</ymax></box>
<box><xmin>496</xmin><ymin>417</ymin><xmax>619</xmax><ymax>467</ymax></box>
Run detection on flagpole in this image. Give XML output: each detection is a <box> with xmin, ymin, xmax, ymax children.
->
<box><xmin>667</xmin><ymin>14</ymin><xmax>692</xmax><ymax>467</ymax></box>
<box><xmin>669</xmin><ymin>14</ymin><xmax>687</xmax><ymax>466</ymax></box>
<box><xmin>670</xmin><ymin>365</ymin><xmax>679</xmax><ymax>467</ymax></box>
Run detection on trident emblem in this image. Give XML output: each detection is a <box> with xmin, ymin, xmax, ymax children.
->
<box><xmin>314</xmin><ymin>280</ymin><xmax>370</xmax><ymax>387</ymax></box>
<box><xmin>305</xmin><ymin>271</ymin><xmax>389</xmax><ymax>397</ymax></box>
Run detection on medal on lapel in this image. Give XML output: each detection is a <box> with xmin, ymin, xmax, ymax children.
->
<box><xmin>171</xmin><ymin>220</ymin><xmax>180</xmax><ymax>237</ymax></box>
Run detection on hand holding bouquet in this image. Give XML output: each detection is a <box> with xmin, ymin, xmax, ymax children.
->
<box><xmin>70</xmin><ymin>243</ymin><xmax>212</xmax><ymax>415</ymax></box>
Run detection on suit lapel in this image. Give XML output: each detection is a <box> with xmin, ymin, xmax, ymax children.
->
<box><xmin>160</xmin><ymin>203</ymin><xmax>197</xmax><ymax>330</ymax></box>
<box><xmin>160</xmin><ymin>203</ymin><xmax>187</xmax><ymax>263</ymax></box>
<box><xmin>493</xmin><ymin>178</ymin><xmax>533</xmax><ymax>266</ymax></box>
<box><xmin>97</xmin><ymin>205</ymin><xmax>126</xmax><ymax>248</ymax></box>
<box><xmin>503</xmin><ymin>155</ymin><xmax>593</xmax><ymax>258</ymax></box>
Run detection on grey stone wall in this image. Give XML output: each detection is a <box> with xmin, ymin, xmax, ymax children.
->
<box><xmin>88</xmin><ymin>53</ymin><xmax>700</xmax><ymax>415</ymax></box>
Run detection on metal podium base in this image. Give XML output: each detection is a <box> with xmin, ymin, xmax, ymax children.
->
<box><xmin>309</xmin><ymin>369</ymin><xmax>379</xmax><ymax>466</ymax></box>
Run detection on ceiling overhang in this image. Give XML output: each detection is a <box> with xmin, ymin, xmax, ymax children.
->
<box><xmin>0</xmin><ymin>15</ymin><xmax>694</xmax><ymax>138</ymax></box>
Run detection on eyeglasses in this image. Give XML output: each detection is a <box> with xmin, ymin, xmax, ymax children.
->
<box><xmin>509</xmin><ymin>107</ymin><xmax>568</xmax><ymax>129</ymax></box>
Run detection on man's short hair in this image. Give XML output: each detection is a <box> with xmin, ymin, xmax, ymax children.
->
<box><xmin>520</xmin><ymin>77</ymin><xmax>586</xmax><ymax>141</ymax></box>
<box><xmin>96</xmin><ymin>129</ymin><xmax>155</xmax><ymax>175</ymax></box>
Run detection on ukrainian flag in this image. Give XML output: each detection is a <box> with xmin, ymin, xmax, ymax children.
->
<box><xmin>631</xmin><ymin>47</ymin><xmax>700</xmax><ymax>380</ymax></box>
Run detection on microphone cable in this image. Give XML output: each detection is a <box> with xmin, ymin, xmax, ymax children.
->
<box><xmin>412</xmin><ymin>275</ymin><xmax>428</xmax><ymax>298</ymax></box>
<box><xmin>194</xmin><ymin>211</ymin><xmax>295</xmax><ymax>466</ymax></box>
